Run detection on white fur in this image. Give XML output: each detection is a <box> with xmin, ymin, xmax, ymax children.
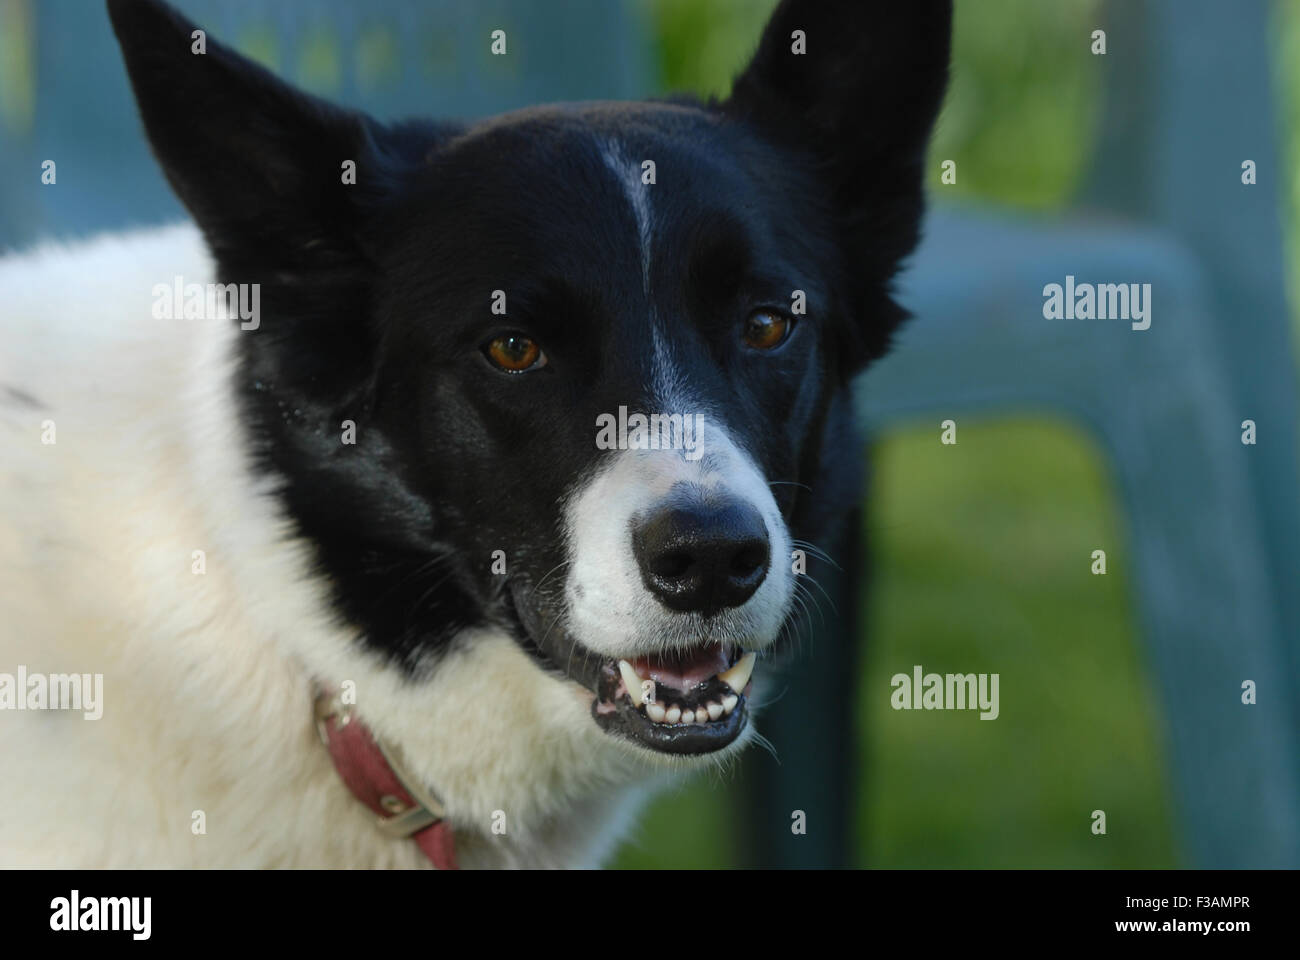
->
<box><xmin>0</xmin><ymin>222</ymin><xmax>734</xmax><ymax>869</ymax></box>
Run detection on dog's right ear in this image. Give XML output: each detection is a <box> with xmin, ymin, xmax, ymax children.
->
<box><xmin>107</xmin><ymin>0</ymin><xmax>393</xmax><ymax>274</ymax></box>
<box><xmin>723</xmin><ymin>0</ymin><xmax>952</xmax><ymax>370</ymax></box>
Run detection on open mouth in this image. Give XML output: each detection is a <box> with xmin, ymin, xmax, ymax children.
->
<box><xmin>591</xmin><ymin>643</ymin><xmax>756</xmax><ymax>755</ymax></box>
<box><xmin>503</xmin><ymin>586</ymin><xmax>757</xmax><ymax>756</ymax></box>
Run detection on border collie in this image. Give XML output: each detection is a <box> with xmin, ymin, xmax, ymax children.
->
<box><xmin>0</xmin><ymin>0</ymin><xmax>950</xmax><ymax>868</ymax></box>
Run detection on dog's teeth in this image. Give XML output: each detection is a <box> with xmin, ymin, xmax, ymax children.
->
<box><xmin>717</xmin><ymin>652</ymin><xmax>756</xmax><ymax>694</ymax></box>
<box><xmin>617</xmin><ymin>660</ymin><xmax>644</xmax><ymax>706</ymax></box>
<box><xmin>619</xmin><ymin>652</ymin><xmax>754</xmax><ymax>726</ymax></box>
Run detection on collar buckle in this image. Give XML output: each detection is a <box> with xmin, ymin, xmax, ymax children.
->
<box><xmin>312</xmin><ymin>686</ymin><xmax>449</xmax><ymax>840</ymax></box>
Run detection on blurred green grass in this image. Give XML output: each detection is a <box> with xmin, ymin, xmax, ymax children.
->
<box><xmin>859</xmin><ymin>419</ymin><xmax>1178</xmax><ymax>867</ymax></box>
<box><xmin>612</xmin><ymin>0</ymin><xmax>1181</xmax><ymax>869</ymax></box>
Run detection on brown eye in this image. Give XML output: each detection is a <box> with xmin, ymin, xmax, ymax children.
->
<box><xmin>743</xmin><ymin>311</ymin><xmax>793</xmax><ymax>351</ymax></box>
<box><xmin>484</xmin><ymin>334</ymin><xmax>546</xmax><ymax>373</ymax></box>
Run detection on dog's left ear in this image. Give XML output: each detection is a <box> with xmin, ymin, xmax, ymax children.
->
<box><xmin>108</xmin><ymin>0</ymin><xmax>444</xmax><ymax>401</ymax></box>
<box><xmin>724</xmin><ymin>0</ymin><xmax>952</xmax><ymax>368</ymax></box>
<box><xmin>107</xmin><ymin>0</ymin><xmax>394</xmax><ymax>276</ymax></box>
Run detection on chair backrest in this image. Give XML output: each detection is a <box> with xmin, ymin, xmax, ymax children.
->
<box><xmin>860</xmin><ymin>0</ymin><xmax>1300</xmax><ymax>866</ymax></box>
<box><xmin>1084</xmin><ymin>0</ymin><xmax>1300</xmax><ymax>688</ymax></box>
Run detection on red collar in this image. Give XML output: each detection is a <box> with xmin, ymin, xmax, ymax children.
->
<box><xmin>314</xmin><ymin>687</ymin><xmax>458</xmax><ymax>869</ymax></box>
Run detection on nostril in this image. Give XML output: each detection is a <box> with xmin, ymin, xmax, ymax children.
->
<box><xmin>650</xmin><ymin>549</ymin><xmax>694</xmax><ymax>580</ymax></box>
<box><xmin>730</xmin><ymin>542</ymin><xmax>768</xmax><ymax>577</ymax></box>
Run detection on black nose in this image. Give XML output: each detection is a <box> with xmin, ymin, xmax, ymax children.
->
<box><xmin>632</xmin><ymin>491</ymin><xmax>770</xmax><ymax>614</ymax></box>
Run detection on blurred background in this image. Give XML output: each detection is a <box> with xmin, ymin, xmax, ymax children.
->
<box><xmin>1</xmin><ymin>0</ymin><xmax>1296</xmax><ymax>868</ymax></box>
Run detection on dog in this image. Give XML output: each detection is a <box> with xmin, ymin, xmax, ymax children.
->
<box><xmin>0</xmin><ymin>0</ymin><xmax>950</xmax><ymax>868</ymax></box>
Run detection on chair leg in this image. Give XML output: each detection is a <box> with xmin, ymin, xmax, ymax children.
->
<box><xmin>739</xmin><ymin>505</ymin><xmax>862</xmax><ymax>868</ymax></box>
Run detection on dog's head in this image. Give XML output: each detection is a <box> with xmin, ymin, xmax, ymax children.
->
<box><xmin>109</xmin><ymin>0</ymin><xmax>949</xmax><ymax>765</ymax></box>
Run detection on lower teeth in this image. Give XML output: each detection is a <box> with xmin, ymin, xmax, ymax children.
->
<box><xmin>638</xmin><ymin>695</ymin><xmax>737</xmax><ymax>726</ymax></box>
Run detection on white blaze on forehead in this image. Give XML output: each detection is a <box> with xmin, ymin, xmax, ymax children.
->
<box><xmin>600</xmin><ymin>139</ymin><xmax>653</xmax><ymax>298</ymax></box>
<box><xmin>600</xmin><ymin>139</ymin><xmax>682</xmax><ymax>415</ymax></box>
<box><xmin>648</xmin><ymin>323</ymin><xmax>690</xmax><ymax>419</ymax></box>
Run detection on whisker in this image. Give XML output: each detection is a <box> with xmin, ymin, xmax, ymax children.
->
<box><xmin>768</xmin><ymin>480</ymin><xmax>813</xmax><ymax>494</ymax></box>
<box><xmin>748</xmin><ymin>728</ymin><xmax>780</xmax><ymax>764</ymax></box>
<box><xmin>530</xmin><ymin>558</ymin><xmax>572</xmax><ymax>598</ymax></box>
<box><xmin>798</xmin><ymin>574</ymin><xmax>838</xmax><ymax>619</ymax></box>
<box><xmin>791</xmin><ymin>538</ymin><xmax>842</xmax><ymax>571</ymax></box>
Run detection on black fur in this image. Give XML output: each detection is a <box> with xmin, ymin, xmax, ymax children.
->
<box><xmin>108</xmin><ymin>0</ymin><xmax>951</xmax><ymax>678</ymax></box>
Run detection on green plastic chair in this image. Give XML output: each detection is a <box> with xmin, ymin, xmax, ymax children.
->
<box><xmin>742</xmin><ymin>0</ymin><xmax>1299</xmax><ymax>868</ymax></box>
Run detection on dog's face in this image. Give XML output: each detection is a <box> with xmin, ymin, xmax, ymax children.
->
<box><xmin>111</xmin><ymin>0</ymin><xmax>949</xmax><ymax>761</ymax></box>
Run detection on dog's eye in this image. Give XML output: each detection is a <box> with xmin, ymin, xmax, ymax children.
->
<box><xmin>742</xmin><ymin>310</ymin><xmax>794</xmax><ymax>351</ymax></box>
<box><xmin>484</xmin><ymin>334</ymin><xmax>547</xmax><ymax>373</ymax></box>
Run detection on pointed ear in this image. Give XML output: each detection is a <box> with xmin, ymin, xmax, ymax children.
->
<box><xmin>107</xmin><ymin>0</ymin><xmax>387</xmax><ymax>274</ymax></box>
<box><xmin>724</xmin><ymin>0</ymin><xmax>952</xmax><ymax>366</ymax></box>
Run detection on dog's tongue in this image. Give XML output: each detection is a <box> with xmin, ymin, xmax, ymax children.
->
<box><xmin>629</xmin><ymin>644</ymin><xmax>729</xmax><ymax>693</ymax></box>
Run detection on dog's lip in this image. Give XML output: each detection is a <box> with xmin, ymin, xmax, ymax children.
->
<box><xmin>592</xmin><ymin>681</ymin><xmax>750</xmax><ymax>755</ymax></box>
<box><xmin>502</xmin><ymin>584</ymin><xmax>606</xmax><ymax>693</ymax></box>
